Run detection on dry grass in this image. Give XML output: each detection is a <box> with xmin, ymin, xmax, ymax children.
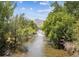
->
<box><xmin>11</xmin><ymin>49</ymin><xmax>27</xmax><ymax>57</ymax></box>
<box><xmin>43</xmin><ymin>43</ymin><xmax>70</xmax><ymax>57</ymax></box>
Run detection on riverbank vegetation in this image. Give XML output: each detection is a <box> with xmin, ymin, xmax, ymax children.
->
<box><xmin>44</xmin><ymin>42</ymin><xmax>69</xmax><ymax>57</ymax></box>
<box><xmin>0</xmin><ymin>1</ymin><xmax>37</xmax><ymax>56</ymax></box>
<box><xmin>1</xmin><ymin>1</ymin><xmax>79</xmax><ymax>57</ymax></box>
<box><xmin>42</xmin><ymin>1</ymin><xmax>79</xmax><ymax>55</ymax></box>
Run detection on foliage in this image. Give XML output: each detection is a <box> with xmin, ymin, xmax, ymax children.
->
<box><xmin>4</xmin><ymin>14</ymin><xmax>38</xmax><ymax>53</ymax></box>
<box><xmin>64</xmin><ymin>1</ymin><xmax>79</xmax><ymax>19</ymax></box>
<box><xmin>50</xmin><ymin>1</ymin><xmax>62</xmax><ymax>12</ymax></box>
<box><xmin>0</xmin><ymin>2</ymin><xmax>37</xmax><ymax>56</ymax></box>
<box><xmin>0</xmin><ymin>1</ymin><xmax>16</xmax><ymax>56</ymax></box>
<box><xmin>42</xmin><ymin>1</ymin><xmax>77</xmax><ymax>48</ymax></box>
<box><xmin>43</xmin><ymin>11</ymin><xmax>75</xmax><ymax>47</ymax></box>
<box><xmin>72</xmin><ymin>20</ymin><xmax>79</xmax><ymax>42</ymax></box>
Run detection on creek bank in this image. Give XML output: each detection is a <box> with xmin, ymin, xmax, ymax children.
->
<box><xmin>10</xmin><ymin>33</ymin><xmax>36</xmax><ymax>57</ymax></box>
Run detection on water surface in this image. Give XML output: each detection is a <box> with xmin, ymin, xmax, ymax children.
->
<box><xmin>26</xmin><ymin>30</ymin><xmax>45</xmax><ymax>57</ymax></box>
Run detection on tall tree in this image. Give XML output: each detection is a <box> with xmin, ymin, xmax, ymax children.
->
<box><xmin>51</xmin><ymin>1</ymin><xmax>62</xmax><ymax>12</ymax></box>
<box><xmin>64</xmin><ymin>1</ymin><xmax>79</xmax><ymax>19</ymax></box>
<box><xmin>0</xmin><ymin>1</ymin><xmax>16</xmax><ymax>56</ymax></box>
<box><xmin>42</xmin><ymin>1</ymin><xmax>76</xmax><ymax>49</ymax></box>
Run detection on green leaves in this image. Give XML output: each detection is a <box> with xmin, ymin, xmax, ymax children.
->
<box><xmin>72</xmin><ymin>20</ymin><xmax>79</xmax><ymax>41</ymax></box>
<box><xmin>0</xmin><ymin>1</ymin><xmax>16</xmax><ymax>55</ymax></box>
<box><xmin>0</xmin><ymin>2</ymin><xmax>37</xmax><ymax>55</ymax></box>
<box><xmin>42</xmin><ymin>1</ymin><xmax>79</xmax><ymax>49</ymax></box>
<box><xmin>50</xmin><ymin>1</ymin><xmax>62</xmax><ymax>12</ymax></box>
<box><xmin>43</xmin><ymin>8</ymin><xmax>75</xmax><ymax>48</ymax></box>
<box><xmin>64</xmin><ymin>1</ymin><xmax>79</xmax><ymax>19</ymax></box>
<box><xmin>9</xmin><ymin>14</ymin><xmax>37</xmax><ymax>43</ymax></box>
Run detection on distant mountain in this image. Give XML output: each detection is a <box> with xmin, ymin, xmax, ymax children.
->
<box><xmin>34</xmin><ymin>19</ymin><xmax>44</xmax><ymax>25</ymax></box>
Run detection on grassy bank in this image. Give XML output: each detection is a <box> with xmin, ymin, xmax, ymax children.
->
<box><xmin>44</xmin><ymin>42</ymin><xmax>70</xmax><ymax>57</ymax></box>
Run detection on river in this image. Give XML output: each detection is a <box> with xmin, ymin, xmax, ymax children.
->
<box><xmin>26</xmin><ymin>30</ymin><xmax>45</xmax><ymax>57</ymax></box>
<box><xmin>12</xmin><ymin>29</ymin><xmax>69</xmax><ymax>57</ymax></box>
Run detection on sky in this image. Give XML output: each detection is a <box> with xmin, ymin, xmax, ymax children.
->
<box><xmin>13</xmin><ymin>1</ymin><xmax>64</xmax><ymax>20</ymax></box>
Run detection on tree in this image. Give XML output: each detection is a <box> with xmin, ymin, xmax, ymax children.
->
<box><xmin>64</xmin><ymin>1</ymin><xmax>79</xmax><ymax>19</ymax></box>
<box><xmin>5</xmin><ymin>14</ymin><xmax>38</xmax><ymax>54</ymax></box>
<box><xmin>50</xmin><ymin>1</ymin><xmax>62</xmax><ymax>12</ymax></box>
<box><xmin>0</xmin><ymin>1</ymin><xmax>16</xmax><ymax>56</ymax></box>
<box><xmin>72</xmin><ymin>20</ymin><xmax>79</xmax><ymax>43</ymax></box>
<box><xmin>43</xmin><ymin>9</ymin><xmax>75</xmax><ymax>48</ymax></box>
<box><xmin>0</xmin><ymin>1</ymin><xmax>37</xmax><ymax>56</ymax></box>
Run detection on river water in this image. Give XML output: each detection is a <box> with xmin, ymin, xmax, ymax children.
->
<box><xmin>12</xmin><ymin>29</ymin><xmax>69</xmax><ymax>57</ymax></box>
<box><xmin>26</xmin><ymin>30</ymin><xmax>45</xmax><ymax>57</ymax></box>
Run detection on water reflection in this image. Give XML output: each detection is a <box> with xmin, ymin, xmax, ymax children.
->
<box><xmin>26</xmin><ymin>30</ymin><xmax>45</xmax><ymax>57</ymax></box>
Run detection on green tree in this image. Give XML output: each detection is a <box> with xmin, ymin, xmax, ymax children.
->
<box><xmin>50</xmin><ymin>1</ymin><xmax>62</xmax><ymax>12</ymax></box>
<box><xmin>0</xmin><ymin>1</ymin><xmax>16</xmax><ymax>56</ymax></box>
<box><xmin>43</xmin><ymin>7</ymin><xmax>75</xmax><ymax>48</ymax></box>
<box><xmin>64</xmin><ymin>1</ymin><xmax>79</xmax><ymax>19</ymax></box>
<box><xmin>6</xmin><ymin>14</ymin><xmax>38</xmax><ymax>54</ymax></box>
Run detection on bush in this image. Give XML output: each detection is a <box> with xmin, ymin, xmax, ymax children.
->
<box><xmin>43</xmin><ymin>11</ymin><xmax>75</xmax><ymax>48</ymax></box>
